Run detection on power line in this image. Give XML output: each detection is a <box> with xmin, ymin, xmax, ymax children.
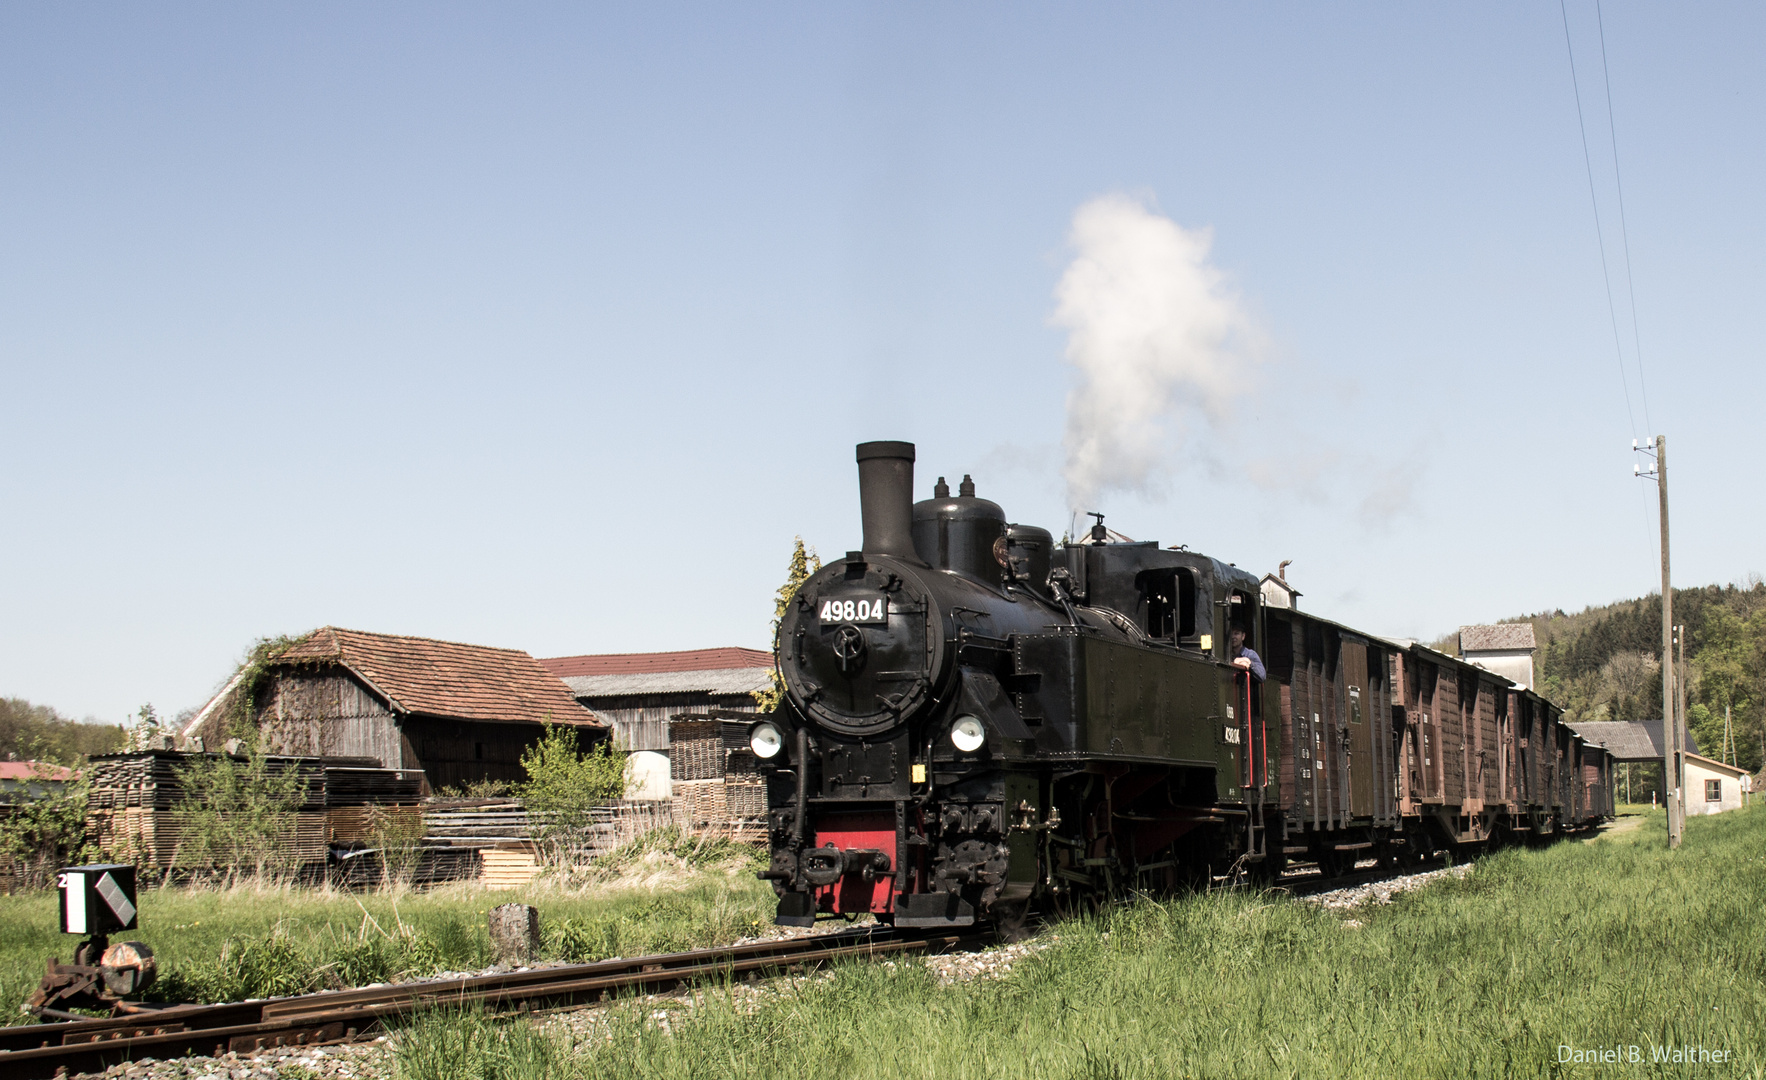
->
<box><xmin>1594</xmin><ymin>0</ymin><xmax>1653</xmax><ymax>434</ymax></box>
<box><xmin>1559</xmin><ymin>0</ymin><xmax>1639</xmax><ymax>438</ymax></box>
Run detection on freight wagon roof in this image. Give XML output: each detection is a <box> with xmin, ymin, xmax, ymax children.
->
<box><xmin>1379</xmin><ymin>636</ymin><xmax>1520</xmax><ymax>685</ymax></box>
<box><xmin>265</xmin><ymin>627</ymin><xmax>602</xmax><ymax>728</ymax></box>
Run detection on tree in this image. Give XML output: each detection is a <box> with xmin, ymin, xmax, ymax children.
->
<box><xmin>752</xmin><ymin>537</ymin><xmax>821</xmax><ymax>713</ymax></box>
<box><xmin>0</xmin><ymin>699</ymin><xmax>122</xmax><ymax>889</ymax></box>
<box><xmin>0</xmin><ymin>697</ymin><xmax>125</xmax><ymax>762</ymax></box>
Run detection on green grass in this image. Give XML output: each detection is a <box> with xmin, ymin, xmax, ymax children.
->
<box><xmin>0</xmin><ymin>834</ymin><xmax>773</xmax><ymax>1013</ymax></box>
<box><xmin>394</xmin><ymin>1007</ymin><xmax>580</xmax><ymax>1080</ymax></box>
<box><xmin>481</xmin><ymin>805</ymin><xmax>1765</xmax><ymax>1080</ymax></box>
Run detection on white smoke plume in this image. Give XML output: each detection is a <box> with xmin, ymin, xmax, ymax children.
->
<box><xmin>1053</xmin><ymin>193</ymin><xmax>1263</xmax><ymax>512</ymax></box>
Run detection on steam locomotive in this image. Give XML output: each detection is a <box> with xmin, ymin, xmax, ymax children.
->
<box><xmin>749</xmin><ymin>441</ymin><xmax>1614</xmax><ymax>929</ymax></box>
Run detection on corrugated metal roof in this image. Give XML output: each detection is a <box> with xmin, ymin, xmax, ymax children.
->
<box><xmin>273</xmin><ymin>627</ymin><xmax>602</xmax><ymax>728</ymax></box>
<box><xmin>1567</xmin><ymin>720</ymin><xmax>1702</xmax><ymax>762</ymax></box>
<box><xmin>1459</xmin><ymin>623</ymin><xmax>1536</xmax><ymax>652</ymax></box>
<box><xmin>562</xmin><ymin>667</ymin><xmax>774</xmax><ymax>699</ymax></box>
<box><xmin>539</xmin><ymin>647</ymin><xmax>772</xmax><ymax>678</ymax></box>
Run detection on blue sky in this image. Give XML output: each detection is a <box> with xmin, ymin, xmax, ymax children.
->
<box><xmin>3</xmin><ymin>3</ymin><xmax>1762</xmax><ymax>724</ymax></box>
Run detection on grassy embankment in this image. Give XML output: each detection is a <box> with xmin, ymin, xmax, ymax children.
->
<box><xmin>399</xmin><ymin>805</ymin><xmax>1764</xmax><ymax>1080</ymax></box>
<box><xmin>0</xmin><ymin>829</ymin><xmax>773</xmax><ymax>1013</ymax></box>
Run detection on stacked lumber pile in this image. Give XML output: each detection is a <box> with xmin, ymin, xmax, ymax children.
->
<box><xmin>669</xmin><ymin>717</ymin><xmax>768</xmax><ymax>841</ymax></box>
<box><xmin>83</xmin><ymin>751</ymin><xmax>430</xmax><ymax>877</ymax></box>
<box><xmin>422</xmin><ymin>800</ymin><xmax>681</xmax><ymax>866</ymax></box>
<box><xmin>479</xmin><ymin>848</ymin><xmax>540</xmax><ymax>889</ymax></box>
<box><xmin>323</xmin><ymin>764</ymin><xmax>425</xmax><ymax>844</ymax></box>
<box><xmin>85</xmin><ymin>751</ymin><xmax>330</xmax><ymax>868</ymax></box>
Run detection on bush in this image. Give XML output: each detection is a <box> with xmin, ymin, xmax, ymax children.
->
<box><xmin>516</xmin><ymin>726</ymin><xmax>628</xmax><ymax>863</ymax></box>
<box><xmin>170</xmin><ymin>740</ymin><xmax>308</xmax><ymax>879</ymax></box>
<box><xmin>0</xmin><ymin>763</ymin><xmax>95</xmax><ymax>890</ymax></box>
<box><xmin>368</xmin><ymin>804</ymin><xmax>429</xmax><ymax>890</ymax></box>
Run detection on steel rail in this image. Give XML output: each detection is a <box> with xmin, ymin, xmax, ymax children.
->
<box><xmin>0</xmin><ymin>926</ymin><xmax>981</xmax><ymax>1080</ymax></box>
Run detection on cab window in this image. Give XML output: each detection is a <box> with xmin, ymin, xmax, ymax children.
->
<box><xmin>1139</xmin><ymin>568</ymin><xmax>1197</xmax><ymax>639</ymax></box>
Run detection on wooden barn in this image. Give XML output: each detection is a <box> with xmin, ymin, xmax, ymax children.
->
<box><xmin>538</xmin><ymin>647</ymin><xmax>772</xmax><ymax>799</ymax></box>
<box><xmin>181</xmin><ymin>627</ymin><xmax>604</xmax><ymax>793</ymax></box>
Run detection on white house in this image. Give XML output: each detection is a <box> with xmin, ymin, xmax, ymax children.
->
<box><xmin>1460</xmin><ymin>623</ymin><xmax>1537</xmax><ymax>691</ymax></box>
<box><xmin>1684</xmin><ymin>753</ymin><xmax>1748</xmax><ymax>816</ymax></box>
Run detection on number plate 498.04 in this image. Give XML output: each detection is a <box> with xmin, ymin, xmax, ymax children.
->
<box><xmin>818</xmin><ymin>597</ymin><xmax>888</xmax><ymax>624</ymax></box>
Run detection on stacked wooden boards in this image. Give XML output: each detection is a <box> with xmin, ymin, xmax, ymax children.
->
<box><xmin>669</xmin><ymin>717</ymin><xmax>768</xmax><ymax>841</ymax></box>
<box><xmin>83</xmin><ymin>750</ymin><xmax>425</xmax><ymax>875</ymax></box>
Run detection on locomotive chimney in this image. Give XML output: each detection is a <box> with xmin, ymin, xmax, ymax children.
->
<box><xmin>856</xmin><ymin>440</ymin><xmax>920</xmax><ymax>561</ymax></box>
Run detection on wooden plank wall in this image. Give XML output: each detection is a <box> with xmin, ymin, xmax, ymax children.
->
<box><xmin>257</xmin><ymin>671</ymin><xmax>409</xmax><ymax>767</ymax></box>
<box><xmin>585</xmin><ymin>694</ymin><xmax>761</xmax><ymax>753</ymax></box>
<box><xmin>1282</xmin><ymin>616</ymin><xmax>1345</xmax><ymax>830</ymax></box>
<box><xmin>1367</xmin><ymin>642</ymin><xmax>1395</xmax><ymax>825</ymax></box>
<box><xmin>1479</xmin><ymin>679</ymin><xmax>1501</xmax><ymax>806</ymax></box>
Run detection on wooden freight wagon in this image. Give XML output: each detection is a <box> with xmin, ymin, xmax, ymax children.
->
<box><xmin>1263</xmin><ymin>609</ymin><xmax>1398</xmax><ymax>872</ymax></box>
<box><xmin>1390</xmin><ymin>643</ymin><xmax>1517</xmax><ymax>846</ymax></box>
<box><xmin>1579</xmin><ymin>743</ymin><xmax>1616</xmax><ymax>822</ymax></box>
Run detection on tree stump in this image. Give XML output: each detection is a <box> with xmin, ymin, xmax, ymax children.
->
<box><xmin>488</xmin><ymin>903</ymin><xmax>540</xmax><ymax>965</ymax></box>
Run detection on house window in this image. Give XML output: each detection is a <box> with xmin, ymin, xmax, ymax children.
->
<box><xmin>1705</xmin><ymin>779</ymin><xmax>1722</xmax><ymax>802</ymax></box>
<box><xmin>475</xmin><ymin>742</ymin><xmax>485</xmax><ymax>761</ymax></box>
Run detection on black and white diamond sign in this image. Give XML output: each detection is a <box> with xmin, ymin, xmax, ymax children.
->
<box><xmin>59</xmin><ymin>863</ymin><xmax>140</xmax><ymax>935</ymax></box>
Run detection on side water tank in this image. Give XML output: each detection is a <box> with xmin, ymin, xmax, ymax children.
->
<box><xmin>912</xmin><ymin>474</ymin><xmax>1006</xmax><ymax>584</ymax></box>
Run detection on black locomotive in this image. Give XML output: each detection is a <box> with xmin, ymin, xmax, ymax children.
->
<box><xmin>749</xmin><ymin>441</ymin><xmax>1613</xmax><ymax>929</ymax></box>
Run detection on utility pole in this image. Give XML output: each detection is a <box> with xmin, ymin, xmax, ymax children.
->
<box><xmin>1635</xmin><ymin>436</ymin><xmax>1678</xmax><ymax>848</ymax></box>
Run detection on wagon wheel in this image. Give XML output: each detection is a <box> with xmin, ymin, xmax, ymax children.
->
<box><xmin>1247</xmin><ymin>849</ymin><xmax>1287</xmax><ymax>888</ymax></box>
<box><xmin>1315</xmin><ymin>848</ymin><xmax>1352</xmax><ymax>879</ymax></box>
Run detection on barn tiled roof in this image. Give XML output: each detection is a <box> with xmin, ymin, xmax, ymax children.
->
<box><xmin>539</xmin><ymin>647</ymin><xmax>772</xmax><ymax>678</ymax></box>
<box><xmin>274</xmin><ymin>628</ymin><xmax>601</xmax><ymax>727</ymax></box>
<box><xmin>1459</xmin><ymin>623</ymin><xmax>1537</xmax><ymax>652</ymax></box>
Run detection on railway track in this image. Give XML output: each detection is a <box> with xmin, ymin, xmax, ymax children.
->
<box><xmin>0</xmin><ymin>925</ymin><xmax>985</xmax><ymax>1080</ymax></box>
<box><xmin>0</xmin><ymin>858</ymin><xmax>1481</xmax><ymax>1079</ymax></box>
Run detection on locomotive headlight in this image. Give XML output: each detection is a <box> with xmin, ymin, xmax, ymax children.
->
<box><xmin>750</xmin><ymin>721</ymin><xmax>785</xmax><ymax>760</ymax></box>
<box><xmin>950</xmin><ymin>716</ymin><xmax>987</xmax><ymax>753</ymax></box>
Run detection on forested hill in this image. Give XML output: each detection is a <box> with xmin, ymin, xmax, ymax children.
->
<box><xmin>1447</xmin><ymin>578</ymin><xmax>1765</xmax><ymax>773</ymax></box>
<box><xmin>0</xmin><ymin>699</ymin><xmax>126</xmax><ymax>764</ymax></box>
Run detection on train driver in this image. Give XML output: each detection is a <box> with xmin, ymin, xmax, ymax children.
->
<box><xmin>1228</xmin><ymin>627</ymin><xmax>1265</xmax><ymax>683</ymax></box>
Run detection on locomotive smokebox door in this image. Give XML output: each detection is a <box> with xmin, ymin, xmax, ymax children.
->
<box><xmin>59</xmin><ymin>864</ymin><xmax>140</xmax><ymax>935</ymax></box>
